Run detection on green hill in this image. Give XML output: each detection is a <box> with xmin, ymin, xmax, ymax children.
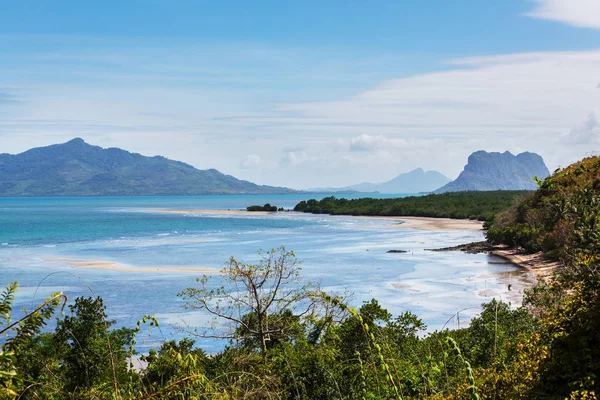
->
<box><xmin>0</xmin><ymin>138</ymin><xmax>295</xmax><ymax>196</ymax></box>
<box><xmin>487</xmin><ymin>156</ymin><xmax>600</xmax><ymax>263</ymax></box>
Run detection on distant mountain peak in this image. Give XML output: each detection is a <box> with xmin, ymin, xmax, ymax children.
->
<box><xmin>311</xmin><ymin>167</ymin><xmax>450</xmax><ymax>194</ymax></box>
<box><xmin>435</xmin><ymin>150</ymin><xmax>550</xmax><ymax>193</ymax></box>
<box><xmin>66</xmin><ymin>137</ymin><xmax>86</xmax><ymax>144</ymax></box>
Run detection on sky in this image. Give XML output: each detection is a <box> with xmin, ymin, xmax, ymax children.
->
<box><xmin>1</xmin><ymin>0</ymin><xmax>600</xmax><ymax>189</ymax></box>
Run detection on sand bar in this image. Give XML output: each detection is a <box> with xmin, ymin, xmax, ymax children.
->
<box><xmin>44</xmin><ymin>257</ymin><xmax>220</xmax><ymax>274</ymax></box>
<box><xmin>147</xmin><ymin>209</ymin><xmax>483</xmax><ymax>231</ymax></box>
<box><xmin>149</xmin><ymin>209</ymin><xmax>273</xmax><ymax>215</ymax></box>
<box><xmin>370</xmin><ymin>216</ymin><xmax>483</xmax><ymax>231</ymax></box>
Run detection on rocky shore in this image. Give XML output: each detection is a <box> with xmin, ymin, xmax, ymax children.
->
<box><xmin>426</xmin><ymin>241</ymin><xmax>562</xmax><ymax>278</ymax></box>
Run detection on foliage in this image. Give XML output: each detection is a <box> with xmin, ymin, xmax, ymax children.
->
<box><xmin>0</xmin><ymin>282</ymin><xmax>66</xmax><ymax>398</ymax></box>
<box><xmin>294</xmin><ymin>191</ymin><xmax>528</xmax><ymax>222</ymax></box>
<box><xmin>487</xmin><ymin>156</ymin><xmax>600</xmax><ymax>262</ymax></box>
<box><xmin>179</xmin><ymin>247</ymin><xmax>336</xmax><ymax>354</ymax></box>
<box><xmin>52</xmin><ymin>296</ymin><xmax>136</xmax><ymax>394</ymax></box>
<box><xmin>246</xmin><ymin>203</ymin><xmax>280</xmax><ymax>212</ymax></box>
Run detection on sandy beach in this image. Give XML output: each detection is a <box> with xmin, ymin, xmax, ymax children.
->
<box><xmin>44</xmin><ymin>257</ymin><xmax>220</xmax><ymax>274</ymax></box>
<box><xmin>376</xmin><ymin>216</ymin><xmax>483</xmax><ymax>231</ymax></box>
<box><xmin>149</xmin><ymin>209</ymin><xmax>484</xmax><ymax>231</ymax></box>
<box><xmin>489</xmin><ymin>249</ymin><xmax>562</xmax><ymax>279</ymax></box>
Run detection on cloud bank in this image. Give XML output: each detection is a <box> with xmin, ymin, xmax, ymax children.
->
<box><xmin>2</xmin><ymin>37</ymin><xmax>600</xmax><ymax>188</ymax></box>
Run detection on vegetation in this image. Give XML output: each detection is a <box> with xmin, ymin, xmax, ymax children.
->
<box><xmin>293</xmin><ymin>191</ymin><xmax>528</xmax><ymax>222</ymax></box>
<box><xmin>1</xmin><ymin>157</ymin><xmax>598</xmax><ymax>399</ymax></box>
<box><xmin>246</xmin><ymin>203</ymin><xmax>283</xmax><ymax>212</ymax></box>
<box><xmin>487</xmin><ymin>156</ymin><xmax>600</xmax><ymax>262</ymax></box>
<box><xmin>1</xmin><ymin>261</ymin><xmax>543</xmax><ymax>399</ymax></box>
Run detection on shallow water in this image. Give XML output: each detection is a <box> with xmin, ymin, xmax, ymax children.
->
<box><xmin>0</xmin><ymin>195</ymin><xmax>532</xmax><ymax>352</ymax></box>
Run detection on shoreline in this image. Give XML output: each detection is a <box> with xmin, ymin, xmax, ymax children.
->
<box><xmin>427</xmin><ymin>242</ymin><xmax>561</xmax><ymax>278</ymax></box>
<box><xmin>148</xmin><ymin>209</ymin><xmax>484</xmax><ymax>231</ymax></box>
<box><xmin>375</xmin><ymin>215</ymin><xmax>483</xmax><ymax>231</ymax></box>
<box><xmin>43</xmin><ymin>257</ymin><xmax>220</xmax><ymax>275</ymax></box>
<box><xmin>489</xmin><ymin>249</ymin><xmax>562</xmax><ymax>279</ymax></box>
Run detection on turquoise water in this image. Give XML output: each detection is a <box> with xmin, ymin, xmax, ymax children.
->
<box><xmin>0</xmin><ymin>195</ymin><xmax>531</xmax><ymax>352</ymax></box>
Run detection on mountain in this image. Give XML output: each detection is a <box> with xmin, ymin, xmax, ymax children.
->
<box><xmin>434</xmin><ymin>150</ymin><xmax>550</xmax><ymax>193</ymax></box>
<box><xmin>0</xmin><ymin>138</ymin><xmax>295</xmax><ymax>196</ymax></box>
<box><xmin>311</xmin><ymin>168</ymin><xmax>451</xmax><ymax>194</ymax></box>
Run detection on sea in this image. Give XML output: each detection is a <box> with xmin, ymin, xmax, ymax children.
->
<box><xmin>0</xmin><ymin>194</ymin><xmax>532</xmax><ymax>353</ymax></box>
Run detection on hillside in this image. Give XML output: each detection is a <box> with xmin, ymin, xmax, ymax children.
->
<box><xmin>435</xmin><ymin>150</ymin><xmax>550</xmax><ymax>193</ymax></box>
<box><xmin>312</xmin><ymin>168</ymin><xmax>451</xmax><ymax>194</ymax></box>
<box><xmin>487</xmin><ymin>155</ymin><xmax>600</xmax><ymax>262</ymax></box>
<box><xmin>0</xmin><ymin>138</ymin><xmax>295</xmax><ymax>196</ymax></box>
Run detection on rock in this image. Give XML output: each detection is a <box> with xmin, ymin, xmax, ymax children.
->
<box><xmin>434</xmin><ymin>151</ymin><xmax>550</xmax><ymax>193</ymax></box>
<box><xmin>425</xmin><ymin>241</ymin><xmax>506</xmax><ymax>254</ymax></box>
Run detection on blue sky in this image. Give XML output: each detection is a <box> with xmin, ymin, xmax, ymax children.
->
<box><xmin>1</xmin><ymin>0</ymin><xmax>600</xmax><ymax>188</ymax></box>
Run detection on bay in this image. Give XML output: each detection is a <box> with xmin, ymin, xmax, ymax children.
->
<box><xmin>0</xmin><ymin>194</ymin><xmax>532</xmax><ymax>352</ymax></box>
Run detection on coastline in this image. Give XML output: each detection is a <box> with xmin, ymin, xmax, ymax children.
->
<box><xmin>134</xmin><ymin>209</ymin><xmax>546</xmax><ymax>296</ymax></box>
<box><xmin>148</xmin><ymin>209</ymin><xmax>484</xmax><ymax>231</ymax></box>
<box><xmin>43</xmin><ymin>257</ymin><xmax>220</xmax><ymax>275</ymax></box>
<box><xmin>489</xmin><ymin>249</ymin><xmax>562</xmax><ymax>279</ymax></box>
<box><xmin>376</xmin><ymin>215</ymin><xmax>483</xmax><ymax>231</ymax></box>
<box><xmin>428</xmin><ymin>242</ymin><xmax>561</xmax><ymax>279</ymax></box>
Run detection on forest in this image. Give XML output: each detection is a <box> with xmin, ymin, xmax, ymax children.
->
<box><xmin>1</xmin><ymin>157</ymin><xmax>599</xmax><ymax>399</ymax></box>
<box><xmin>293</xmin><ymin>191</ymin><xmax>528</xmax><ymax>222</ymax></box>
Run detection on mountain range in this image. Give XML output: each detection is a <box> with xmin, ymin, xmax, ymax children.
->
<box><xmin>0</xmin><ymin>138</ymin><xmax>294</xmax><ymax>196</ymax></box>
<box><xmin>0</xmin><ymin>140</ymin><xmax>551</xmax><ymax>197</ymax></box>
<box><xmin>311</xmin><ymin>168</ymin><xmax>451</xmax><ymax>194</ymax></box>
<box><xmin>435</xmin><ymin>150</ymin><xmax>550</xmax><ymax>193</ymax></box>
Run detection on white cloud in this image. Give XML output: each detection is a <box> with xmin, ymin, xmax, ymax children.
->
<box><xmin>280</xmin><ymin>150</ymin><xmax>310</xmax><ymax>167</ymax></box>
<box><xmin>273</xmin><ymin>50</ymin><xmax>600</xmax><ymax>177</ymax></box>
<box><xmin>348</xmin><ymin>134</ymin><xmax>406</xmax><ymax>152</ymax></box>
<box><xmin>525</xmin><ymin>0</ymin><xmax>600</xmax><ymax>29</ymax></box>
<box><xmin>240</xmin><ymin>154</ymin><xmax>261</xmax><ymax>168</ymax></box>
<box><xmin>562</xmin><ymin>110</ymin><xmax>600</xmax><ymax>144</ymax></box>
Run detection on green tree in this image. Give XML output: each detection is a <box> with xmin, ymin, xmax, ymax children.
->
<box><xmin>179</xmin><ymin>247</ymin><xmax>329</xmax><ymax>355</ymax></box>
<box><xmin>53</xmin><ymin>296</ymin><xmax>134</xmax><ymax>394</ymax></box>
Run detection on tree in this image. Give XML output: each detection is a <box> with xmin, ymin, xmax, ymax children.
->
<box><xmin>53</xmin><ymin>296</ymin><xmax>134</xmax><ymax>394</ymax></box>
<box><xmin>179</xmin><ymin>247</ymin><xmax>326</xmax><ymax>354</ymax></box>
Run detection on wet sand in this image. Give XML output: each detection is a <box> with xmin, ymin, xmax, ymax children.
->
<box><xmin>490</xmin><ymin>249</ymin><xmax>562</xmax><ymax>279</ymax></box>
<box><xmin>389</xmin><ymin>258</ymin><xmax>535</xmax><ymax>305</ymax></box>
<box><xmin>377</xmin><ymin>216</ymin><xmax>483</xmax><ymax>231</ymax></box>
<box><xmin>44</xmin><ymin>257</ymin><xmax>220</xmax><ymax>274</ymax></box>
